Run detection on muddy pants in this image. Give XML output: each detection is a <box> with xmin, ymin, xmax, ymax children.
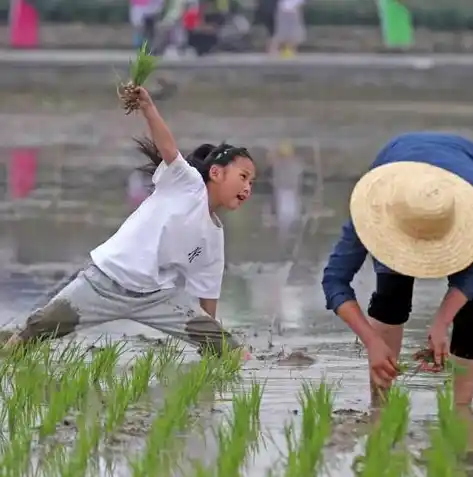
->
<box><xmin>368</xmin><ymin>273</ymin><xmax>473</xmax><ymax>360</ymax></box>
<box><xmin>18</xmin><ymin>264</ymin><xmax>240</xmax><ymax>355</ymax></box>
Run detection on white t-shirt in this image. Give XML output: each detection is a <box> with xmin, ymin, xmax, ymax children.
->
<box><xmin>90</xmin><ymin>152</ymin><xmax>224</xmax><ymax>299</ymax></box>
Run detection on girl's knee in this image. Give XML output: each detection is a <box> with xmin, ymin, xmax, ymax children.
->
<box><xmin>19</xmin><ymin>299</ymin><xmax>80</xmax><ymax>341</ymax></box>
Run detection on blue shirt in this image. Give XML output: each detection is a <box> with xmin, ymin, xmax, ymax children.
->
<box><xmin>322</xmin><ymin>132</ymin><xmax>473</xmax><ymax>312</ymax></box>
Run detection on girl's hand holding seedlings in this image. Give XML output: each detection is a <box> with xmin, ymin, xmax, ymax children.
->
<box><xmin>366</xmin><ymin>335</ymin><xmax>399</xmax><ymax>388</ymax></box>
<box><xmin>134</xmin><ymin>87</ymin><xmax>155</xmax><ymax>114</ymax></box>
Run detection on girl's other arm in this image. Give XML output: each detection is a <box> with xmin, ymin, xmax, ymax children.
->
<box><xmin>137</xmin><ymin>87</ymin><xmax>178</xmax><ymax>165</ymax></box>
<box><xmin>199</xmin><ymin>298</ymin><xmax>218</xmax><ymax>319</ymax></box>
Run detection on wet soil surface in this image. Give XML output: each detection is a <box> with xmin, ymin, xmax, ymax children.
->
<box><xmin>1</xmin><ymin>89</ymin><xmax>473</xmax><ymax>474</ymax></box>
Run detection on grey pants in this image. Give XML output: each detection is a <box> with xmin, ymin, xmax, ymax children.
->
<box><xmin>18</xmin><ymin>264</ymin><xmax>240</xmax><ymax>355</ymax></box>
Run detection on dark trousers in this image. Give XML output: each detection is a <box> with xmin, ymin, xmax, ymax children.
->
<box><xmin>368</xmin><ymin>273</ymin><xmax>473</xmax><ymax>360</ymax></box>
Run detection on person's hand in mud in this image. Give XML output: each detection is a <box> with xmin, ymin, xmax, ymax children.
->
<box><xmin>418</xmin><ymin>288</ymin><xmax>465</xmax><ymax>372</ymax></box>
<box><xmin>426</xmin><ymin>321</ymin><xmax>449</xmax><ymax>372</ymax></box>
<box><xmin>366</xmin><ymin>336</ymin><xmax>399</xmax><ymax>388</ymax></box>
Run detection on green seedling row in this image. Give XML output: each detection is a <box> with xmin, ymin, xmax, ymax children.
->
<box><xmin>0</xmin><ymin>336</ymin><xmax>467</xmax><ymax>477</ymax></box>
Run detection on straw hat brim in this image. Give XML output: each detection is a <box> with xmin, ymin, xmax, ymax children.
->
<box><xmin>350</xmin><ymin>161</ymin><xmax>473</xmax><ymax>278</ymax></box>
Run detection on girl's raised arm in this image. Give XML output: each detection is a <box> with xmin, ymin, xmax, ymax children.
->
<box><xmin>136</xmin><ymin>87</ymin><xmax>179</xmax><ymax>165</ymax></box>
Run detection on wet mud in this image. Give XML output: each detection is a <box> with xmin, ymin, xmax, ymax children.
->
<box><xmin>20</xmin><ymin>298</ymin><xmax>80</xmax><ymax>340</ymax></box>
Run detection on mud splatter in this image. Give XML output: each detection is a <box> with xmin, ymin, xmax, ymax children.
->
<box><xmin>20</xmin><ymin>299</ymin><xmax>80</xmax><ymax>341</ymax></box>
<box><xmin>277</xmin><ymin>350</ymin><xmax>316</xmax><ymax>366</ymax></box>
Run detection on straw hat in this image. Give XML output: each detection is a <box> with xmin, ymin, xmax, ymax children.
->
<box><xmin>350</xmin><ymin>161</ymin><xmax>473</xmax><ymax>278</ymax></box>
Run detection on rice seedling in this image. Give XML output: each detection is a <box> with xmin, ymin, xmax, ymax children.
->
<box><xmin>128</xmin><ymin>365</ymin><xmax>204</xmax><ymax>476</ymax></box>
<box><xmin>104</xmin><ymin>344</ymin><xmax>181</xmax><ymax>439</ymax></box>
<box><xmin>39</xmin><ymin>445</ymin><xmax>68</xmax><ymax>477</ymax></box>
<box><xmin>50</xmin><ymin>413</ymin><xmax>102</xmax><ymax>477</ymax></box>
<box><xmin>128</xmin><ymin>348</ymin><xmax>157</xmax><ymax>402</ymax></box>
<box><xmin>38</xmin><ymin>369</ymin><xmax>83</xmax><ymax>439</ymax></box>
<box><xmin>406</xmin><ymin>348</ymin><xmax>467</xmax><ymax>376</ymax></box>
<box><xmin>154</xmin><ymin>337</ymin><xmax>185</xmax><ymax>382</ymax></box>
<box><xmin>38</xmin><ymin>341</ymin><xmax>128</xmax><ymax>440</ymax></box>
<box><xmin>65</xmin><ymin>361</ymin><xmax>93</xmax><ymax>411</ymax></box>
<box><xmin>424</xmin><ymin>380</ymin><xmax>468</xmax><ymax>477</ymax></box>
<box><xmin>45</xmin><ymin>340</ymin><xmax>89</xmax><ymax>380</ymax></box>
<box><xmin>104</xmin><ymin>372</ymin><xmax>134</xmax><ymax>438</ymax></box>
<box><xmin>206</xmin><ymin>380</ymin><xmax>264</xmax><ymax>477</ymax></box>
<box><xmin>353</xmin><ymin>385</ymin><xmax>411</xmax><ymax>477</ymax></box>
<box><xmin>117</xmin><ymin>42</ymin><xmax>158</xmax><ymax>115</ymax></box>
<box><xmin>129</xmin><ymin>349</ymin><xmax>242</xmax><ymax>477</ymax></box>
<box><xmin>88</xmin><ymin>339</ymin><xmax>127</xmax><ymax>386</ymax></box>
<box><xmin>2</xmin><ymin>358</ymin><xmax>46</xmax><ymax>436</ymax></box>
<box><xmin>0</xmin><ymin>427</ymin><xmax>33</xmax><ymax>477</ymax></box>
<box><xmin>207</xmin><ymin>343</ymin><xmax>244</xmax><ymax>395</ymax></box>
<box><xmin>283</xmin><ymin>380</ymin><xmax>333</xmax><ymax>477</ymax></box>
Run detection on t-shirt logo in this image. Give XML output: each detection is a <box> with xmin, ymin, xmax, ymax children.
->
<box><xmin>188</xmin><ymin>246</ymin><xmax>202</xmax><ymax>263</ymax></box>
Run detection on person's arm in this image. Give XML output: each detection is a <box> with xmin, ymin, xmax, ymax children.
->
<box><xmin>433</xmin><ymin>266</ymin><xmax>473</xmax><ymax>327</ymax></box>
<box><xmin>137</xmin><ymin>89</ymin><xmax>203</xmax><ymax>190</ymax></box>
<box><xmin>426</xmin><ymin>267</ymin><xmax>473</xmax><ymax>366</ymax></box>
<box><xmin>199</xmin><ymin>298</ymin><xmax>218</xmax><ymax>319</ymax></box>
<box><xmin>337</xmin><ymin>301</ymin><xmax>381</xmax><ymax>348</ymax></box>
<box><xmin>139</xmin><ymin>89</ymin><xmax>178</xmax><ymax>165</ymax></box>
<box><xmin>322</xmin><ymin>220</ymin><xmax>378</xmax><ymax>346</ymax></box>
<box><xmin>188</xmin><ymin>260</ymin><xmax>250</xmax><ymax>357</ymax></box>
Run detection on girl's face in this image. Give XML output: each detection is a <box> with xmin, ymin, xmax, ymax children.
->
<box><xmin>209</xmin><ymin>156</ymin><xmax>256</xmax><ymax>210</ymax></box>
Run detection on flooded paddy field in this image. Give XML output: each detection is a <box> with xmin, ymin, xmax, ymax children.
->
<box><xmin>1</xmin><ymin>73</ymin><xmax>473</xmax><ymax>475</ymax></box>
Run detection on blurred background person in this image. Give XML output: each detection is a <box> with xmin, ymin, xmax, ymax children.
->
<box><xmin>256</xmin><ymin>141</ymin><xmax>305</xmax><ymax>336</ymax></box>
<box><xmin>157</xmin><ymin>0</ymin><xmax>189</xmax><ymax>57</ymax></box>
<box><xmin>129</xmin><ymin>0</ymin><xmax>164</xmax><ymax>49</ymax></box>
<box><xmin>183</xmin><ymin>0</ymin><xmax>225</xmax><ymax>56</ymax></box>
<box><xmin>254</xmin><ymin>0</ymin><xmax>278</xmax><ymax>53</ymax></box>
<box><xmin>183</xmin><ymin>0</ymin><xmax>250</xmax><ymax>55</ymax></box>
<box><xmin>273</xmin><ymin>0</ymin><xmax>306</xmax><ymax>56</ymax></box>
<box><xmin>266</xmin><ymin>141</ymin><xmax>304</xmax><ymax>250</ymax></box>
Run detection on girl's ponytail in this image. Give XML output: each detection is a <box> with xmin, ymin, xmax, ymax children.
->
<box><xmin>134</xmin><ymin>136</ymin><xmax>164</xmax><ymax>175</ymax></box>
<box><xmin>135</xmin><ymin>137</ymin><xmax>216</xmax><ymax>177</ymax></box>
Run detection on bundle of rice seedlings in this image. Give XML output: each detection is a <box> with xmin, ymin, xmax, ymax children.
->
<box><xmin>117</xmin><ymin>42</ymin><xmax>158</xmax><ymax>115</ymax></box>
<box><xmin>412</xmin><ymin>348</ymin><xmax>466</xmax><ymax>374</ymax></box>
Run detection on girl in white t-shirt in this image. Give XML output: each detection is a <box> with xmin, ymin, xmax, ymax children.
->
<box><xmin>6</xmin><ymin>87</ymin><xmax>255</xmax><ymax>358</ymax></box>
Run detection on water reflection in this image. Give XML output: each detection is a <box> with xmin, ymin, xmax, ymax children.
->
<box><xmin>263</xmin><ymin>141</ymin><xmax>304</xmax><ymax>248</ymax></box>
<box><xmin>8</xmin><ymin>148</ymin><xmax>38</xmax><ymax>200</ymax></box>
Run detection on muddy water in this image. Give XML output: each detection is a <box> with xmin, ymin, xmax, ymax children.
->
<box><xmin>1</xmin><ymin>89</ymin><xmax>473</xmax><ymax>474</ymax></box>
